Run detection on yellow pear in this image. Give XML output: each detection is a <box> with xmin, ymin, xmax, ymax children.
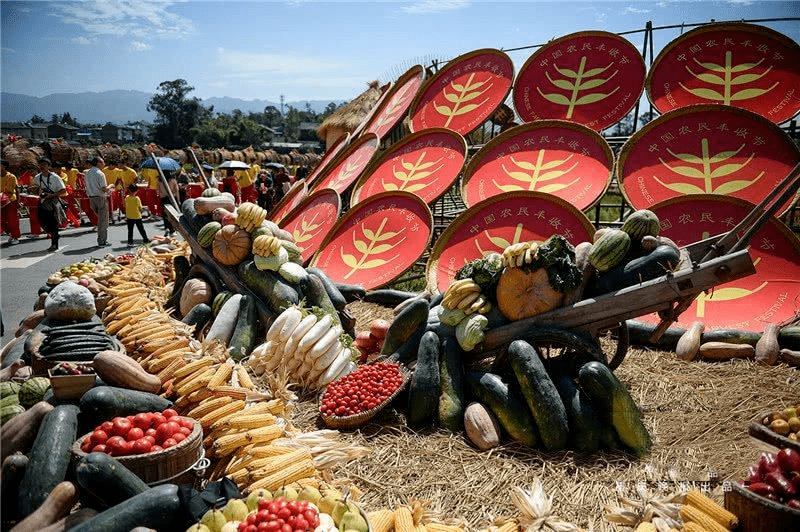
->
<box><xmin>245</xmin><ymin>488</ymin><xmax>272</xmax><ymax>512</ymax></box>
<box><xmin>316</xmin><ymin>495</ymin><xmax>338</xmax><ymax>516</ymax></box>
<box><xmin>200</xmin><ymin>509</ymin><xmax>227</xmax><ymax>532</ymax></box>
<box><xmin>330</xmin><ymin>500</ymin><xmax>350</xmax><ymax>525</ymax></box>
<box><xmin>222</xmin><ymin>499</ymin><xmax>249</xmax><ymax>522</ymax></box>
<box><xmin>273</xmin><ymin>485</ymin><xmax>298</xmax><ymax>500</ymax></box>
<box><xmin>297</xmin><ymin>486</ymin><xmax>323</xmax><ymax>505</ymax></box>
<box><xmin>339</xmin><ymin>510</ymin><xmax>369</xmax><ymax>532</ymax></box>
<box><xmin>186</xmin><ymin>525</ymin><xmax>211</xmax><ymax>532</ymax></box>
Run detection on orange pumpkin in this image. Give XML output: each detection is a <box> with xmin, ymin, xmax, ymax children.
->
<box><xmin>212</xmin><ymin>225</ymin><xmax>251</xmax><ymax>266</ymax></box>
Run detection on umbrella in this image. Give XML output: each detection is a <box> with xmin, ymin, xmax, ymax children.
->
<box><xmin>140</xmin><ymin>157</ymin><xmax>181</xmax><ymax>171</ymax></box>
<box><xmin>218</xmin><ymin>160</ymin><xmax>250</xmax><ymax>170</ymax></box>
<box><xmin>262</xmin><ymin>162</ymin><xmax>285</xmax><ymax>170</ymax></box>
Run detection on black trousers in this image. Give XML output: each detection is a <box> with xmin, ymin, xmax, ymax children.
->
<box><xmin>37</xmin><ymin>204</ymin><xmax>59</xmax><ymax>247</ymax></box>
<box><xmin>127</xmin><ymin>218</ymin><xmax>148</xmax><ymax>244</ymax></box>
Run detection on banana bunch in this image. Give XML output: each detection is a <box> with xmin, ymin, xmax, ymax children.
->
<box><xmin>253</xmin><ymin>234</ymin><xmax>282</xmax><ymax>256</ymax></box>
<box><xmin>235</xmin><ymin>202</ymin><xmax>267</xmax><ymax>232</ymax></box>
<box><xmin>501</xmin><ymin>241</ymin><xmax>539</xmax><ymax>269</ymax></box>
<box><xmin>442</xmin><ymin>278</ymin><xmax>491</xmax><ymax>314</ymax></box>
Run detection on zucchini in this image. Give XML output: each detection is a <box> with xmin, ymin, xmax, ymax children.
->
<box><xmin>551</xmin><ymin>373</ymin><xmax>602</xmax><ymax>454</ymax></box>
<box><xmin>307</xmin><ymin>268</ymin><xmax>348</xmax><ymax>311</ymax></box>
<box><xmin>508</xmin><ymin>340</ymin><xmax>569</xmax><ymax>452</ymax></box>
<box><xmin>228</xmin><ymin>294</ymin><xmax>257</xmax><ymax>361</ymax></box>
<box><xmin>407</xmin><ymin>331</ymin><xmax>441</xmax><ymax>427</ymax></box>
<box><xmin>75</xmin><ymin>452</ymin><xmax>149</xmax><ymax>509</ymax></box>
<box><xmin>2</xmin><ymin>453</ymin><xmax>29</xmax><ymax>523</ymax></box>
<box><xmin>238</xmin><ymin>260</ymin><xmax>300</xmax><ymax>313</ymax></box>
<box><xmin>69</xmin><ymin>483</ymin><xmax>181</xmax><ymax>532</ymax></box>
<box><xmin>578</xmin><ymin>361</ymin><xmax>652</xmax><ymax>457</ymax></box>
<box><xmin>438</xmin><ymin>337</ymin><xmax>466</xmax><ymax>432</ymax></box>
<box><xmin>587</xmin><ymin>244</ymin><xmax>681</xmax><ymax>296</ymax></box>
<box><xmin>2</xmin><ymin>330</ymin><xmax>28</xmax><ymax>368</ymax></box>
<box><xmin>302</xmin><ymin>273</ymin><xmax>341</xmax><ymax>327</ymax></box>
<box><xmin>181</xmin><ymin>302</ymin><xmax>213</xmax><ymax>331</ymax></box>
<box><xmin>385</xmin><ymin>321</ymin><xmax>427</xmax><ymax>364</ymax></box>
<box><xmin>363</xmin><ymin>288</ymin><xmax>420</xmax><ymax>307</ymax></box>
<box><xmin>79</xmin><ymin>386</ymin><xmax>172</xmax><ymax>429</ymax></box>
<box><xmin>18</xmin><ymin>404</ymin><xmax>80</xmax><ymax>518</ymax></box>
<box><xmin>379</xmin><ymin>298</ymin><xmax>429</xmax><ymax>359</ymax></box>
<box><xmin>206</xmin><ymin>293</ymin><xmax>242</xmax><ymax>346</ymax></box>
<box><xmin>335</xmin><ymin>282</ymin><xmax>366</xmax><ymax>303</ymax></box>
<box><xmin>464</xmin><ymin>371</ymin><xmax>539</xmax><ymax>447</ymax></box>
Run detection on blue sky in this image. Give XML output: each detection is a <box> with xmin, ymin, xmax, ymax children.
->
<box><xmin>1</xmin><ymin>1</ymin><xmax>798</xmax><ymax>104</ymax></box>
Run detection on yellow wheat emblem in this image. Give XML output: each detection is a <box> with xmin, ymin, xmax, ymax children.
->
<box><xmin>291</xmin><ymin>212</ymin><xmax>323</xmax><ymax>250</ymax></box>
<box><xmin>474</xmin><ymin>223</ymin><xmax>525</xmax><ymax>259</ymax></box>
<box><xmin>537</xmin><ymin>57</ymin><xmax>619</xmax><ymax>119</ymax></box>
<box><xmin>680</xmin><ymin>52</ymin><xmax>778</xmax><ymax>105</ymax></box>
<box><xmin>435</xmin><ymin>73</ymin><xmax>492</xmax><ymax>127</ymax></box>
<box><xmin>655</xmin><ymin>138</ymin><xmax>764</xmax><ymax>195</ymax></box>
<box><xmin>340</xmin><ymin>217</ymin><xmax>405</xmax><ymax>279</ymax></box>
<box><xmin>374</xmin><ymin>83</ymin><xmax>416</xmax><ymax>130</ymax></box>
<box><xmin>493</xmin><ymin>150</ymin><xmax>580</xmax><ymax>193</ymax></box>
<box><xmin>327</xmin><ymin>161</ymin><xmax>361</xmax><ymax>192</ymax></box>
<box><xmin>382</xmin><ymin>151</ymin><xmax>443</xmax><ymax>194</ymax></box>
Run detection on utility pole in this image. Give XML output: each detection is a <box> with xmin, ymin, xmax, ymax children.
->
<box><xmin>280</xmin><ymin>94</ymin><xmax>285</xmax><ymax>115</ymax></box>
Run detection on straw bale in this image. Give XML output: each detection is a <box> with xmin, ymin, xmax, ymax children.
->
<box><xmin>97</xmin><ymin>144</ymin><xmax>122</xmax><ymax>164</ymax></box>
<box><xmin>317</xmin><ymin>80</ymin><xmax>383</xmax><ymax>142</ymax></box>
<box><xmin>43</xmin><ymin>140</ymin><xmax>75</xmax><ymax>166</ymax></box>
<box><xmin>291</xmin><ymin>302</ymin><xmax>798</xmax><ymax>531</ymax></box>
<box><xmin>2</xmin><ymin>141</ymin><xmax>38</xmax><ymax>175</ymax></box>
<box><xmin>72</xmin><ymin>147</ymin><xmax>90</xmax><ymax>169</ymax></box>
<box><xmin>243</xmin><ymin>145</ymin><xmax>256</xmax><ymax>162</ymax></box>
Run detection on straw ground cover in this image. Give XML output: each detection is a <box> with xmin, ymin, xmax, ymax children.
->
<box><xmin>291</xmin><ymin>301</ymin><xmax>798</xmax><ymax>531</ymax></box>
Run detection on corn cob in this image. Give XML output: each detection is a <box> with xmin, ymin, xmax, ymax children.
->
<box><xmin>246</xmin><ymin>448</ymin><xmax>312</xmax><ymax>479</ymax></box>
<box><xmin>245</xmin><ymin>444</ymin><xmax>294</xmax><ymax>459</ymax></box>
<box><xmin>426</xmin><ymin>524</ymin><xmax>464</xmax><ymax>532</ymax></box>
<box><xmin>173</xmin><ymin>357</ymin><xmax>216</xmax><ymax>380</ymax></box>
<box><xmin>148</xmin><ymin>337</ymin><xmax>192</xmax><ymax>358</ymax></box>
<box><xmin>176</xmin><ymin>368</ymin><xmax>215</xmax><ymax>397</ymax></box>
<box><xmin>187</xmin><ymin>396</ymin><xmax>233</xmax><ymax>420</ymax></box>
<box><xmin>212</xmin><ymin>425</ymin><xmax>284</xmax><ymax>457</ymax></box>
<box><xmin>245</xmin><ymin>458</ymin><xmax>316</xmax><ymax>492</ymax></box>
<box><xmin>208</xmin><ymin>360</ymin><xmax>234</xmax><ymax>388</ymax></box>
<box><xmin>149</xmin><ymin>352</ymin><xmax>185</xmax><ymax>374</ymax></box>
<box><xmin>198</xmin><ymin>400</ymin><xmax>246</xmax><ymax>431</ymax></box>
<box><xmin>292</xmin><ymin>477</ymin><xmax>319</xmax><ymax>490</ymax></box>
<box><xmin>679</xmin><ymin>505</ymin><xmax>729</xmax><ymax>532</ymax></box>
<box><xmin>368</xmin><ymin>510</ymin><xmax>395</xmax><ymax>532</ymax></box>
<box><xmin>205</xmin><ymin>386</ymin><xmax>249</xmax><ymax>401</ymax></box>
<box><xmin>682</xmin><ymin>523</ymin><xmax>709</xmax><ymax>532</ymax></box>
<box><xmin>633</xmin><ymin>523</ymin><xmax>656</xmax><ymax>532</ymax></box>
<box><xmin>208</xmin><ymin>454</ymin><xmax>235</xmax><ymax>481</ymax></box>
<box><xmin>394</xmin><ymin>506</ymin><xmax>416</xmax><ymax>532</ymax></box>
<box><xmin>684</xmin><ymin>490</ymin><xmax>737</xmax><ymax>529</ymax></box>
<box><xmin>213</xmin><ymin>412</ymin><xmax>276</xmax><ymax>432</ymax></box>
<box><xmin>235</xmin><ymin>365</ymin><xmax>255</xmax><ymax>389</ymax></box>
<box><xmin>492</xmin><ymin>522</ymin><xmax>519</xmax><ymax>532</ymax></box>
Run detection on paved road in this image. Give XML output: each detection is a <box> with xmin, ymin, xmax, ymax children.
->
<box><xmin>1</xmin><ymin>215</ymin><xmax>174</xmax><ymax>347</ymax></box>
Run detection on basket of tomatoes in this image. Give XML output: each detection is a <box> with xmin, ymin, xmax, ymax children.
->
<box><xmin>71</xmin><ymin>408</ymin><xmax>203</xmax><ymax>485</ymax></box>
<box><xmin>319</xmin><ymin>361</ymin><xmax>409</xmax><ymax>429</ymax></box>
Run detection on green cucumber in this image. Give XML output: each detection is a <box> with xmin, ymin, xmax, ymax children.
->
<box><xmin>508</xmin><ymin>340</ymin><xmax>569</xmax><ymax>452</ymax></box>
<box><xmin>75</xmin><ymin>452</ymin><xmax>150</xmax><ymax>510</ymax></box>
<box><xmin>407</xmin><ymin>331</ymin><xmax>441</xmax><ymax>427</ymax></box>
<box><xmin>334</xmin><ymin>283</ymin><xmax>366</xmax><ymax>303</ymax></box>
<box><xmin>69</xmin><ymin>483</ymin><xmax>181</xmax><ymax>532</ymax></box>
<box><xmin>302</xmin><ymin>273</ymin><xmax>341</xmax><ymax>327</ymax></box>
<box><xmin>551</xmin><ymin>373</ymin><xmax>602</xmax><ymax>454</ymax></box>
<box><xmin>181</xmin><ymin>302</ymin><xmax>213</xmax><ymax>331</ymax></box>
<box><xmin>464</xmin><ymin>371</ymin><xmax>539</xmax><ymax>447</ymax></box>
<box><xmin>18</xmin><ymin>404</ymin><xmax>80</xmax><ymax>518</ymax></box>
<box><xmin>238</xmin><ymin>260</ymin><xmax>300</xmax><ymax>313</ymax></box>
<box><xmin>438</xmin><ymin>337</ymin><xmax>466</xmax><ymax>432</ymax></box>
<box><xmin>167</xmin><ymin>255</ymin><xmax>192</xmax><ymax>309</ymax></box>
<box><xmin>363</xmin><ymin>289</ymin><xmax>420</xmax><ymax>307</ymax></box>
<box><xmin>2</xmin><ymin>453</ymin><xmax>29</xmax><ymax>523</ymax></box>
<box><xmin>307</xmin><ymin>268</ymin><xmax>348</xmax><ymax>311</ymax></box>
<box><xmin>79</xmin><ymin>386</ymin><xmax>172</xmax><ymax>429</ymax></box>
<box><xmin>379</xmin><ymin>298</ymin><xmax>429</xmax><ymax>359</ymax></box>
<box><xmin>578</xmin><ymin>361</ymin><xmax>652</xmax><ymax>457</ymax></box>
<box><xmin>228</xmin><ymin>294</ymin><xmax>257</xmax><ymax>361</ymax></box>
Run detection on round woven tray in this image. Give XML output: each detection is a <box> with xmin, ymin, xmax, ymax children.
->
<box><xmin>71</xmin><ymin>418</ymin><xmax>203</xmax><ymax>485</ymax></box>
<box><xmin>320</xmin><ymin>365</ymin><xmax>410</xmax><ymax>430</ymax></box>
<box><xmin>724</xmin><ymin>481</ymin><xmax>800</xmax><ymax>532</ymax></box>
<box><xmin>748</xmin><ymin>411</ymin><xmax>800</xmax><ymax>453</ymax></box>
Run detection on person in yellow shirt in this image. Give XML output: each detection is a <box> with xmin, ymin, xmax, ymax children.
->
<box><xmin>118</xmin><ymin>164</ymin><xmax>138</xmax><ymax>189</ymax></box>
<box><xmin>238</xmin><ymin>163</ymin><xmax>258</xmax><ymax>204</ymax></box>
<box><xmin>66</xmin><ymin>167</ymin><xmax>80</xmax><ymax>188</ymax></box>
<box><xmin>1</xmin><ymin>159</ymin><xmax>21</xmax><ymax>244</ymax></box>
<box><xmin>104</xmin><ymin>162</ymin><xmax>124</xmax><ymax>222</ymax></box>
<box><xmin>56</xmin><ymin>165</ymin><xmax>80</xmax><ymax>228</ymax></box>
<box><xmin>141</xmin><ymin>167</ymin><xmax>160</xmax><ymax>217</ymax></box>
<box><xmin>124</xmin><ymin>183</ymin><xmax>148</xmax><ymax>247</ymax></box>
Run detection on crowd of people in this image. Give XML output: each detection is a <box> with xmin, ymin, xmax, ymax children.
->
<box><xmin>0</xmin><ymin>156</ymin><xmax>302</xmax><ymax>252</ymax></box>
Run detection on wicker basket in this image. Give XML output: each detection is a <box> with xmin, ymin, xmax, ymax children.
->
<box><xmin>724</xmin><ymin>482</ymin><xmax>800</xmax><ymax>531</ymax></box>
<box><xmin>71</xmin><ymin>419</ymin><xmax>204</xmax><ymax>485</ymax></box>
<box><xmin>48</xmin><ymin>366</ymin><xmax>95</xmax><ymax>400</ymax></box>
<box><xmin>748</xmin><ymin>412</ymin><xmax>800</xmax><ymax>453</ymax></box>
<box><xmin>320</xmin><ymin>366</ymin><xmax>410</xmax><ymax>430</ymax></box>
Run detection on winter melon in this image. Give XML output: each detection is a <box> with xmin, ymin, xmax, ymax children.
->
<box><xmin>0</xmin><ymin>381</ymin><xmax>20</xmax><ymax>398</ymax></box>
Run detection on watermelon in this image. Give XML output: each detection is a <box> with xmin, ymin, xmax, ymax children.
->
<box><xmin>621</xmin><ymin>209</ymin><xmax>661</xmax><ymax>241</ymax></box>
<box><xmin>0</xmin><ymin>381</ymin><xmax>20</xmax><ymax>398</ymax></box>
<box><xmin>1</xmin><ymin>404</ymin><xmax>25</xmax><ymax>425</ymax></box>
<box><xmin>201</xmin><ymin>187</ymin><xmax>222</xmax><ymax>197</ymax></box>
<box><xmin>588</xmin><ymin>229</ymin><xmax>631</xmax><ymax>272</ymax></box>
<box><xmin>197</xmin><ymin>221</ymin><xmax>222</xmax><ymax>248</ymax></box>
<box><xmin>1</xmin><ymin>394</ymin><xmax>19</xmax><ymax>409</ymax></box>
<box><xmin>18</xmin><ymin>377</ymin><xmax>51</xmax><ymax>409</ymax></box>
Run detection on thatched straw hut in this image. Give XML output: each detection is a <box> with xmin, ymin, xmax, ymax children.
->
<box><xmin>316</xmin><ymin>81</ymin><xmax>385</xmax><ymax>150</ymax></box>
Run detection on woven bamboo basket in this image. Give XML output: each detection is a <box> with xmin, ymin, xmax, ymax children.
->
<box><xmin>319</xmin><ymin>365</ymin><xmax>410</xmax><ymax>430</ymax></box>
<box><xmin>724</xmin><ymin>482</ymin><xmax>800</xmax><ymax>532</ymax></box>
<box><xmin>71</xmin><ymin>418</ymin><xmax>204</xmax><ymax>485</ymax></box>
<box><xmin>748</xmin><ymin>412</ymin><xmax>800</xmax><ymax>453</ymax></box>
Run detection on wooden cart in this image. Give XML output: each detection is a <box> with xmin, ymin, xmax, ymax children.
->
<box><xmin>474</xmin><ymin>162</ymin><xmax>800</xmax><ymax>370</ymax></box>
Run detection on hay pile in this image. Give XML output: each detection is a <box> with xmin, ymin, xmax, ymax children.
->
<box><xmin>291</xmin><ymin>302</ymin><xmax>798</xmax><ymax>531</ymax></box>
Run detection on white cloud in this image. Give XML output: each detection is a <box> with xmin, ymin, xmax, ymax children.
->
<box><xmin>71</xmin><ymin>35</ymin><xmax>96</xmax><ymax>45</ymax></box>
<box><xmin>53</xmin><ymin>0</ymin><xmax>193</xmax><ymax>41</ymax></box>
<box><xmin>401</xmin><ymin>0</ymin><xmax>470</xmax><ymax>14</ymax></box>
<box><xmin>623</xmin><ymin>6</ymin><xmax>651</xmax><ymax>14</ymax></box>
<box><xmin>215</xmin><ymin>48</ymin><xmax>347</xmax><ymax>77</ymax></box>
<box><xmin>727</xmin><ymin>0</ymin><xmax>755</xmax><ymax>5</ymax></box>
<box><xmin>130</xmin><ymin>41</ymin><xmax>152</xmax><ymax>51</ymax></box>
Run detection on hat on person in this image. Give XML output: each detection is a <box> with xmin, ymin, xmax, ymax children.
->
<box><xmin>38</xmin><ymin>157</ymin><xmax>51</xmax><ymax>166</ymax></box>
<box><xmin>128</xmin><ymin>183</ymin><xmax>138</xmax><ymax>192</ymax></box>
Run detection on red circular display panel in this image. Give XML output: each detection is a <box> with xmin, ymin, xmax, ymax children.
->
<box><xmin>513</xmin><ymin>31</ymin><xmax>645</xmax><ymax>131</ymax></box>
<box><xmin>409</xmin><ymin>49</ymin><xmax>514</xmax><ymax>136</ymax></box>
<box><xmin>269</xmin><ymin>179</ymin><xmax>307</xmax><ymax>225</ymax></box>
<box><xmin>351</xmin><ymin>128</ymin><xmax>467</xmax><ymax>205</ymax></box>
<box><xmin>618</xmin><ymin>105</ymin><xmax>800</xmax><ymax>215</ymax></box>
<box><xmin>641</xmin><ymin>195</ymin><xmax>800</xmax><ymax>331</ymax></box>
<box><xmin>309</xmin><ymin>191</ymin><xmax>433</xmax><ymax>289</ymax></box>
<box><xmin>362</xmin><ymin>65</ymin><xmax>425</xmax><ymax>141</ymax></box>
<box><xmin>425</xmin><ymin>191</ymin><xmax>595</xmax><ymax>294</ymax></box>
<box><xmin>308</xmin><ymin>133</ymin><xmax>379</xmax><ymax>195</ymax></box>
<box><xmin>278</xmin><ymin>188</ymin><xmax>341</xmax><ymax>265</ymax></box>
<box><xmin>461</xmin><ymin>120</ymin><xmax>613</xmax><ymax>210</ymax></box>
<box><xmin>305</xmin><ymin>133</ymin><xmax>350</xmax><ymax>186</ymax></box>
<box><xmin>647</xmin><ymin>23</ymin><xmax>800</xmax><ymax>124</ymax></box>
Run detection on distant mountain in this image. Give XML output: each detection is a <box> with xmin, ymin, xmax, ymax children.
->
<box><xmin>1</xmin><ymin>90</ymin><xmax>343</xmax><ymax>124</ymax></box>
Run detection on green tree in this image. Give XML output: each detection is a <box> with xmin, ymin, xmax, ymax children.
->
<box><xmin>30</xmin><ymin>115</ymin><xmax>45</xmax><ymax>123</ymax></box>
<box><xmin>61</xmin><ymin>112</ymin><xmax>76</xmax><ymax>126</ymax></box>
<box><xmin>147</xmin><ymin>79</ymin><xmax>212</xmax><ymax>148</ymax></box>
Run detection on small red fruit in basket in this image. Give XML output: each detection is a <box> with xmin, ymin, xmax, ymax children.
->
<box><xmin>777</xmin><ymin>447</ymin><xmax>800</xmax><ymax>474</ymax></box>
<box><xmin>131</xmin><ymin>438</ymin><xmax>153</xmax><ymax>455</ymax></box>
<box><xmin>111</xmin><ymin>417</ymin><xmax>132</xmax><ymax>437</ymax></box>
<box><xmin>133</xmin><ymin>412</ymin><xmax>153</xmax><ymax>430</ymax></box>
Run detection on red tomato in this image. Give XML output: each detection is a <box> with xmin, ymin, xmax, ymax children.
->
<box><xmin>276</xmin><ymin>507</ymin><xmax>291</xmax><ymax>520</ymax></box>
<box><xmin>257</xmin><ymin>509</ymin><xmax>270</xmax><ymax>522</ymax></box>
<box><xmin>178</xmin><ymin>417</ymin><xmax>194</xmax><ymax>430</ymax></box>
<box><xmin>100</xmin><ymin>420</ymin><xmax>114</xmax><ymax>433</ymax></box>
<box><xmin>111</xmin><ymin>417</ymin><xmax>132</xmax><ymax>437</ymax></box>
<box><xmin>126</xmin><ymin>427</ymin><xmax>144</xmax><ymax>442</ymax></box>
<box><xmin>145</xmin><ymin>428</ymin><xmax>157</xmax><ymax>438</ymax></box>
<box><xmin>91</xmin><ymin>429</ymin><xmax>109</xmax><ymax>446</ymax></box>
<box><xmin>162</xmin><ymin>438</ymin><xmax>177</xmax><ymax>448</ymax></box>
<box><xmin>155</xmin><ymin>423</ymin><xmax>174</xmax><ymax>443</ymax></box>
<box><xmin>246</xmin><ymin>525</ymin><xmax>258</xmax><ymax>532</ymax></box>
<box><xmin>131</xmin><ymin>438</ymin><xmax>153</xmax><ymax>455</ymax></box>
<box><xmin>151</xmin><ymin>445</ymin><xmax>163</xmax><ymax>452</ymax></box>
<box><xmin>132</xmin><ymin>412</ymin><xmax>152</xmax><ymax>430</ymax></box>
<box><xmin>151</xmin><ymin>413</ymin><xmax>167</xmax><ymax>427</ymax></box>
<box><xmin>264</xmin><ymin>522</ymin><xmax>280</xmax><ymax>532</ymax></box>
<box><xmin>179</xmin><ymin>426</ymin><xmax>192</xmax><ymax>437</ymax></box>
<box><xmin>302</xmin><ymin>509</ymin><xmax>317</xmax><ymax>525</ymax></box>
<box><xmin>91</xmin><ymin>444</ymin><xmax>107</xmax><ymax>454</ymax></box>
<box><xmin>81</xmin><ymin>439</ymin><xmax>92</xmax><ymax>453</ymax></box>
<box><xmin>106</xmin><ymin>436</ymin><xmax>127</xmax><ymax>456</ymax></box>
<box><xmin>144</xmin><ymin>435</ymin><xmax>156</xmax><ymax>445</ymax></box>
<box><xmin>293</xmin><ymin>516</ymin><xmax>309</xmax><ymax>531</ymax></box>
<box><xmin>257</xmin><ymin>523</ymin><xmax>269</xmax><ymax>532</ymax></box>
<box><xmin>120</xmin><ymin>440</ymin><xmax>134</xmax><ymax>456</ymax></box>
<box><xmin>258</xmin><ymin>499</ymin><xmax>270</xmax><ymax>511</ymax></box>
<box><xmin>162</xmin><ymin>408</ymin><xmax>179</xmax><ymax>419</ymax></box>
<box><xmin>280</xmin><ymin>523</ymin><xmax>292</xmax><ymax>532</ymax></box>
<box><xmin>172</xmin><ymin>433</ymin><xmax>187</xmax><ymax>444</ymax></box>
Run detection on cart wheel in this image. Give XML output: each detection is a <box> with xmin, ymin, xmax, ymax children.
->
<box><xmin>490</xmin><ymin>325</ymin><xmax>606</xmax><ymax>375</ymax></box>
<box><xmin>606</xmin><ymin>321</ymin><xmax>630</xmax><ymax>371</ymax></box>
